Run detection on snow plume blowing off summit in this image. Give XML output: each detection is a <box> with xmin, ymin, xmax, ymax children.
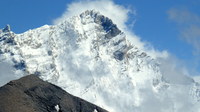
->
<box><xmin>0</xmin><ymin>0</ymin><xmax>200</xmax><ymax>112</ymax></box>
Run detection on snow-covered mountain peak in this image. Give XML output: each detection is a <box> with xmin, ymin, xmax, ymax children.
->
<box><xmin>0</xmin><ymin>25</ymin><xmax>12</xmax><ymax>39</ymax></box>
<box><xmin>1</xmin><ymin>10</ymin><xmax>200</xmax><ymax>112</ymax></box>
<box><xmin>79</xmin><ymin>10</ymin><xmax>121</xmax><ymax>36</ymax></box>
<box><xmin>60</xmin><ymin>9</ymin><xmax>121</xmax><ymax>35</ymax></box>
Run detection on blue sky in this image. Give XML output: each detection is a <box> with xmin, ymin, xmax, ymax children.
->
<box><xmin>1</xmin><ymin>0</ymin><xmax>200</xmax><ymax>74</ymax></box>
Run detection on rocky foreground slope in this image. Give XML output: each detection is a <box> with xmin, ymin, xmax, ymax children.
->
<box><xmin>0</xmin><ymin>75</ymin><xmax>107</xmax><ymax>112</ymax></box>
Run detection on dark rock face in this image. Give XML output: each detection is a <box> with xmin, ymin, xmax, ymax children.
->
<box><xmin>2</xmin><ymin>25</ymin><xmax>11</xmax><ymax>32</ymax></box>
<box><xmin>94</xmin><ymin>15</ymin><xmax>121</xmax><ymax>39</ymax></box>
<box><xmin>81</xmin><ymin>10</ymin><xmax>121</xmax><ymax>39</ymax></box>
<box><xmin>13</xmin><ymin>60</ymin><xmax>26</xmax><ymax>71</ymax></box>
<box><xmin>113</xmin><ymin>50</ymin><xmax>125</xmax><ymax>61</ymax></box>
<box><xmin>0</xmin><ymin>75</ymin><xmax>108</xmax><ymax>112</ymax></box>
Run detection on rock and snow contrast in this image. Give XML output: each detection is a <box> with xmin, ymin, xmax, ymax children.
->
<box><xmin>0</xmin><ymin>10</ymin><xmax>200</xmax><ymax>112</ymax></box>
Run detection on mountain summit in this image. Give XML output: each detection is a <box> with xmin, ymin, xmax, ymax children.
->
<box><xmin>0</xmin><ymin>10</ymin><xmax>200</xmax><ymax>112</ymax></box>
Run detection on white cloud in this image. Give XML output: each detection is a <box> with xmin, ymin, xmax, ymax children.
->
<box><xmin>167</xmin><ymin>8</ymin><xmax>200</xmax><ymax>76</ymax></box>
<box><xmin>167</xmin><ymin>8</ymin><xmax>200</xmax><ymax>54</ymax></box>
<box><xmin>182</xmin><ymin>25</ymin><xmax>200</xmax><ymax>54</ymax></box>
<box><xmin>168</xmin><ymin>8</ymin><xmax>200</xmax><ymax>24</ymax></box>
<box><xmin>0</xmin><ymin>58</ymin><xmax>21</xmax><ymax>86</ymax></box>
<box><xmin>158</xmin><ymin>55</ymin><xmax>194</xmax><ymax>85</ymax></box>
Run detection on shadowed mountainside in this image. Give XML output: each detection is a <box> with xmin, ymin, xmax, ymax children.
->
<box><xmin>0</xmin><ymin>75</ymin><xmax>108</xmax><ymax>112</ymax></box>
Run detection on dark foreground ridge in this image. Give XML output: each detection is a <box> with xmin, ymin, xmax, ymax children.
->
<box><xmin>0</xmin><ymin>75</ymin><xmax>108</xmax><ymax>112</ymax></box>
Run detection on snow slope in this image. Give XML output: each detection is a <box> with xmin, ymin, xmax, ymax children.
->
<box><xmin>0</xmin><ymin>10</ymin><xmax>200</xmax><ymax>112</ymax></box>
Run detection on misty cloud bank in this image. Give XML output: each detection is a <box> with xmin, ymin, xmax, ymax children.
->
<box><xmin>0</xmin><ymin>58</ymin><xmax>23</xmax><ymax>86</ymax></box>
<box><xmin>168</xmin><ymin>8</ymin><xmax>200</xmax><ymax>55</ymax></box>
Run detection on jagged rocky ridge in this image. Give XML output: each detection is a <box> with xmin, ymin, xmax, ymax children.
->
<box><xmin>0</xmin><ymin>75</ymin><xmax>107</xmax><ymax>112</ymax></box>
<box><xmin>0</xmin><ymin>10</ymin><xmax>200</xmax><ymax>112</ymax></box>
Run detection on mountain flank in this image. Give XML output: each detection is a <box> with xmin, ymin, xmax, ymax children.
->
<box><xmin>0</xmin><ymin>75</ymin><xmax>108</xmax><ymax>112</ymax></box>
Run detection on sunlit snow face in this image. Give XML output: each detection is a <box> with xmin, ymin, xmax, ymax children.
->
<box><xmin>52</xmin><ymin>1</ymin><xmax>200</xmax><ymax>111</ymax></box>
<box><xmin>53</xmin><ymin>9</ymin><xmax>200</xmax><ymax>112</ymax></box>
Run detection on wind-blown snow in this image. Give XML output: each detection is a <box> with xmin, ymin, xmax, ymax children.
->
<box><xmin>0</xmin><ymin>10</ymin><xmax>200</xmax><ymax>112</ymax></box>
<box><xmin>55</xmin><ymin>105</ymin><xmax>60</xmax><ymax>112</ymax></box>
